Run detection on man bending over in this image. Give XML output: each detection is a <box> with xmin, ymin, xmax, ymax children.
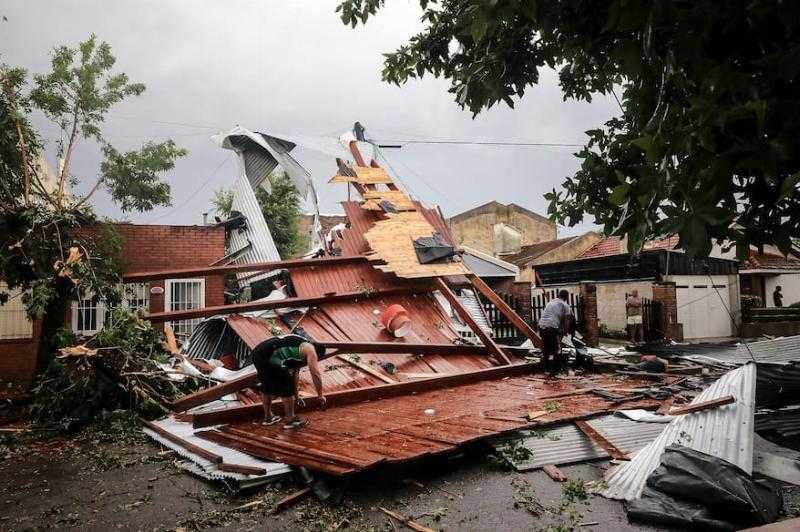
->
<box><xmin>251</xmin><ymin>334</ymin><xmax>326</xmax><ymax>429</ymax></box>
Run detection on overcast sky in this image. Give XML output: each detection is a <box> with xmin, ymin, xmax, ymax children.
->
<box><xmin>3</xmin><ymin>0</ymin><xmax>618</xmax><ymax>236</ymax></box>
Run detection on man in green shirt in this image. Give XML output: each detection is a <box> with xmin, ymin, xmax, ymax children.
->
<box><xmin>251</xmin><ymin>335</ymin><xmax>327</xmax><ymax>429</ymax></box>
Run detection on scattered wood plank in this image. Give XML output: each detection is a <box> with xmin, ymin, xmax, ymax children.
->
<box><xmin>217</xmin><ymin>462</ymin><xmax>268</xmax><ymax>476</ymax></box>
<box><xmin>141</xmin><ymin>419</ymin><xmax>222</xmax><ymax>464</ymax></box>
<box><xmin>574</xmin><ymin>420</ymin><xmax>629</xmax><ymax>461</ymax></box>
<box><xmin>542</xmin><ymin>464</ymin><xmax>567</xmax><ymax>482</ymax></box>
<box><xmin>398</xmin><ymin>372</ymin><xmax>454</xmax><ymax>379</ymax></box>
<box><xmin>164</xmin><ymin>325</ymin><xmax>180</xmax><ymax>355</ymax></box>
<box><xmin>379</xmin><ymin>507</ymin><xmax>435</xmax><ymax>532</ymax></box>
<box><xmin>337</xmin><ymin>354</ymin><xmax>396</xmax><ymax>384</ymax></box>
<box><xmin>668</xmin><ymin>395</ymin><xmax>735</xmax><ymax>416</ymax></box>
<box><xmin>527</xmin><ymin>410</ymin><xmax>548</xmax><ymax>421</ymax></box>
<box><xmin>171</xmin><ymin>372</ymin><xmax>260</xmax><ymax>412</ymax></box>
<box><xmin>656</xmin><ymin>397</ymin><xmax>675</xmax><ymax>415</ymax></box>
<box><xmin>273</xmin><ymin>487</ymin><xmax>313</xmax><ymax>514</ymax></box>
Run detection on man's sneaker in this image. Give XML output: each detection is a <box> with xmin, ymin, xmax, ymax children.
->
<box><xmin>262</xmin><ymin>415</ymin><xmax>280</xmax><ymax>426</ymax></box>
<box><xmin>283</xmin><ymin>417</ymin><xmax>309</xmax><ymax>430</ymax></box>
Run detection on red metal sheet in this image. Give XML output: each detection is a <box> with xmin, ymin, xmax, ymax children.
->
<box><xmin>205</xmin><ymin>373</ymin><xmax>667</xmax><ymax>476</ymax></box>
<box><xmin>225</xmin><ymin>314</ymin><xmax>284</xmax><ymax>349</ymax></box>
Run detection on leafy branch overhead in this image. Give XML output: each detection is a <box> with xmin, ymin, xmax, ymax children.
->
<box><xmin>337</xmin><ymin>0</ymin><xmax>800</xmax><ymax>259</ymax></box>
<box><xmin>1</xmin><ymin>35</ymin><xmax>186</xmax><ymax>323</ymax></box>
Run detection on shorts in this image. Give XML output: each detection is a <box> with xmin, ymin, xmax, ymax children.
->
<box><xmin>627</xmin><ymin>315</ymin><xmax>643</xmax><ymax>325</ymax></box>
<box><xmin>253</xmin><ymin>352</ymin><xmax>296</xmax><ymax>397</ymax></box>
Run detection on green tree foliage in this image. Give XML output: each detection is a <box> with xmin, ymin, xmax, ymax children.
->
<box><xmin>0</xmin><ymin>35</ymin><xmax>187</xmax><ymax>320</ymax></box>
<box><xmin>255</xmin><ymin>172</ymin><xmax>303</xmax><ymax>258</ymax></box>
<box><xmin>337</xmin><ymin>1</ymin><xmax>800</xmax><ymax>258</ymax></box>
<box><xmin>211</xmin><ymin>188</ymin><xmax>234</xmax><ymax>218</ymax></box>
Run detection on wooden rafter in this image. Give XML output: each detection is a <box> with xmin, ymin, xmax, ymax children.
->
<box><xmin>467</xmin><ymin>273</ymin><xmax>542</xmax><ymax>348</ymax></box>
<box><xmin>434</xmin><ymin>278</ymin><xmax>511</xmax><ymax>365</ymax></box>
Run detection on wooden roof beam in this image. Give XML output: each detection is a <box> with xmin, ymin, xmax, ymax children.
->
<box><xmin>434</xmin><ymin>277</ymin><xmax>512</xmax><ymax>365</ymax></box>
<box><xmin>145</xmin><ymin>286</ymin><xmax>418</xmax><ymax>323</ymax></box>
<box><xmin>123</xmin><ymin>255</ymin><xmax>368</xmax><ymax>283</ymax></box>
<box><xmin>467</xmin><ymin>273</ymin><xmax>542</xmax><ymax>348</ymax></box>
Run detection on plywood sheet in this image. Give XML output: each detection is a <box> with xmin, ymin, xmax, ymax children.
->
<box><xmin>363</xmin><ymin>211</ymin><xmax>469</xmax><ymax>279</ymax></box>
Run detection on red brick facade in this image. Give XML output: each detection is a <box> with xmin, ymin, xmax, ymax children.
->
<box><xmin>0</xmin><ymin>319</ymin><xmax>42</xmax><ymax>385</ymax></box>
<box><xmin>579</xmin><ymin>283</ymin><xmax>600</xmax><ymax>347</ymax></box>
<box><xmin>652</xmin><ymin>281</ymin><xmax>684</xmax><ymax>341</ymax></box>
<box><xmin>1</xmin><ymin>224</ymin><xmax>226</xmax><ymax>386</ymax></box>
<box><xmin>105</xmin><ymin>224</ymin><xmax>227</xmax><ymax>313</ymax></box>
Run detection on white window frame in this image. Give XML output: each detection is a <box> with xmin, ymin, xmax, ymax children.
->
<box><xmin>71</xmin><ymin>294</ymin><xmax>107</xmax><ymax>336</ymax></box>
<box><xmin>0</xmin><ymin>283</ymin><xmax>34</xmax><ymax>340</ymax></box>
<box><xmin>164</xmin><ymin>278</ymin><xmax>206</xmax><ymax>340</ymax></box>
<box><xmin>71</xmin><ymin>283</ymin><xmax>151</xmax><ymax>336</ymax></box>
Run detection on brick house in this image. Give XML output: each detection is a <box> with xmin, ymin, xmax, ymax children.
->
<box><xmin>0</xmin><ymin>223</ymin><xmax>226</xmax><ymax>385</ymax></box>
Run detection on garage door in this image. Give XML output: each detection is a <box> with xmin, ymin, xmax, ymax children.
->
<box><xmin>675</xmin><ymin>275</ymin><xmax>733</xmax><ymax>339</ymax></box>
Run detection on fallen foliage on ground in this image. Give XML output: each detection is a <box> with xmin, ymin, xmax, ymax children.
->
<box><xmin>28</xmin><ymin>309</ymin><xmax>201</xmax><ymax>429</ymax></box>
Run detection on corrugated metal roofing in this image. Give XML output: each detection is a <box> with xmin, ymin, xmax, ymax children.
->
<box><xmin>196</xmin><ymin>373</ymin><xmax>665</xmax><ymax>475</ymax></box>
<box><xmin>491</xmin><ymin>414</ymin><xmax>667</xmax><ymax>470</ymax></box>
<box><xmin>230</xmin><ymin>175</ymin><xmax>281</xmax><ymax>285</ymax></box>
<box><xmin>679</xmin><ymin>335</ymin><xmax>800</xmax><ymax>365</ymax></box>
<box><xmin>461</xmin><ymin>250</ymin><xmax>518</xmax><ymax>278</ymax></box>
<box><xmin>144</xmin><ymin>416</ymin><xmax>290</xmax><ymax>484</ymax></box>
<box><xmin>601</xmin><ymin>363</ymin><xmax>756</xmax><ymax>501</ymax></box>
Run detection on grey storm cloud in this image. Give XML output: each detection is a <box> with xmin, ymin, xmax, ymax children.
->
<box><xmin>2</xmin><ymin>0</ymin><xmax>617</xmax><ymax>236</ymax></box>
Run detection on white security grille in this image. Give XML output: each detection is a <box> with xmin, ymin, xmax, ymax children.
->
<box><xmin>72</xmin><ymin>295</ymin><xmax>105</xmax><ymax>336</ymax></box>
<box><xmin>165</xmin><ymin>278</ymin><xmax>205</xmax><ymax>340</ymax></box>
<box><xmin>72</xmin><ymin>283</ymin><xmax>151</xmax><ymax>336</ymax></box>
<box><xmin>0</xmin><ymin>283</ymin><xmax>33</xmax><ymax>340</ymax></box>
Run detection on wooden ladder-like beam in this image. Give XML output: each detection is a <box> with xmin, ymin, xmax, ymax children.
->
<box><xmin>467</xmin><ymin>273</ymin><xmax>542</xmax><ymax>348</ymax></box>
<box><xmin>434</xmin><ymin>277</ymin><xmax>511</xmax><ymax>365</ymax></box>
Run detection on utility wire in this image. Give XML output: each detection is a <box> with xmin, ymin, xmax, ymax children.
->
<box><xmin>145</xmin><ymin>155</ymin><xmax>231</xmax><ymax>223</ymax></box>
<box><xmin>375</xmin><ymin>139</ymin><xmax>584</xmax><ymax>148</ymax></box>
<box><xmin>707</xmin><ymin>273</ymin><xmax>757</xmax><ymax>364</ymax></box>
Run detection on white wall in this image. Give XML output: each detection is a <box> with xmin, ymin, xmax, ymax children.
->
<box><xmin>595</xmin><ymin>281</ymin><xmax>653</xmax><ymax>333</ymax></box>
<box><xmin>764</xmin><ymin>273</ymin><xmax>800</xmax><ymax>307</ymax></box>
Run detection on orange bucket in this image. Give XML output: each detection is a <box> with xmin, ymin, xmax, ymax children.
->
<box><xmin>380</xmin><ymin>304</ymin><xmax>412</xmax><ymax>337</ymax></box>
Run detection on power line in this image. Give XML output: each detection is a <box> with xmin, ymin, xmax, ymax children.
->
<box><xmin>145</xmin><ymin>155</ymin><xmax>231</xmax><ymax>223</ymax></box>
<box><xmin>111</xmin><ymin>115</ymin><xmax>222</xmax><ymax>130</ymax></box>
<box><xmin>375</xmin><ymin>139</ymin><xmax>584</xmax><ymax>148</ymax></box>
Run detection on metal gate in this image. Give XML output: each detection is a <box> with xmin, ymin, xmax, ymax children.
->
<box><xmin>480</xmin><ymin>292</ymin><xmax>527</xmax><ymax>345</ymax></box>
<box><xmin>531</xmin><ymin>289</ymin><xmax>585</xmax><ymax>334</ymax></box>
<box><xmin>625</xmin><ymin>293</ymin><xmax>663</xmax><ymax>341</ymax></box>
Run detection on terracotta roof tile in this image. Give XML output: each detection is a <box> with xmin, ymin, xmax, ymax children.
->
<box><xmin>743</xmin><ymin>251</ymin><xmax>800</xmax><ymax>270</ymax></box>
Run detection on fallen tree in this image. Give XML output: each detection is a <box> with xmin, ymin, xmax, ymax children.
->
<box><xmin>28</xmin><ymin>309</ymin><xmax>201</xmax><ymax>427</ymax></box>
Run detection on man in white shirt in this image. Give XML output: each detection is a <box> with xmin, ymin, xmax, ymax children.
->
<box><xmin>537</xmin><ymin>290</ymin><xmax>574</xmax><ymax>376</ymax></box>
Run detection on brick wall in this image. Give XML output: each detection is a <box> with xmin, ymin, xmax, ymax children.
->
<box><xmin>652</xmin><ymin>281</ymin><xmax>683</xmax><ymax>341</ymax></box>
<box><xmin>80</xmin><ymin>223</ymin><xmax>227</xmax><ymax>311</ymax></box>
<box><xmin>0</xmin><ymin>319</ymin><xmax>42</xmax><ymax>385</ymax></box>
<box><xmin>579</xmin><ymin>283</ymin><xmax>599</xmax><ymax>347</ymax></box>
<box><xmin>510</xmin><ymin>281</ymin><xmax>533</xmax><ymax>326</ymax></box>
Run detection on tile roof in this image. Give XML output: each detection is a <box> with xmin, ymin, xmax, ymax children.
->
<box><xmin>503</xmin><ymin>237</ymin><xmax>575</xmax><ymax>266</ymax></box>
<box><xmin>578</xmin><ymin>235</ymin><xmax>680</xmax><ymax>259</ymax></box>
<box><xmin>742</xmin><ymin>251</ymin><xmax>800</xmax><ymax>271</ymax></box>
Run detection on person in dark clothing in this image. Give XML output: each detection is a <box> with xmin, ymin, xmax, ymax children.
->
<box><xmin>774</xmin><ymin>285</ymin><xmax>784</xmax><ymax>308</ymax></box>
<box><xmin>251</xmin><ymin>334</ymin><xmax>326</xmax><ymax>429</ymax></box>
<box><xmin>537</xmin><ymin>289</ymin><xmax>574</xmax><ymax>376</ymax></box>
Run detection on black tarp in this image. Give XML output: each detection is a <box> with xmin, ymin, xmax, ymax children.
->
<box><xmin>413</xmin><ymin>232</ymin><xmax>456</xmax><ymax>264</ymax></box>
<box><xmin>626</xmin><ymin>445</ymin><xmax>781</xmax><ymax>531</ymax></box>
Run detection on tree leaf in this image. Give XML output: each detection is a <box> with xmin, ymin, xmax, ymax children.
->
<box><xmin>609</xmin><ymin>183</ymin><xmax>630</xmax><ymax>205</ymax></box>
<box><xmin>780</xmin><ymin>171</ymin><xmax>800</xmax><ymax>200</ymax></box>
